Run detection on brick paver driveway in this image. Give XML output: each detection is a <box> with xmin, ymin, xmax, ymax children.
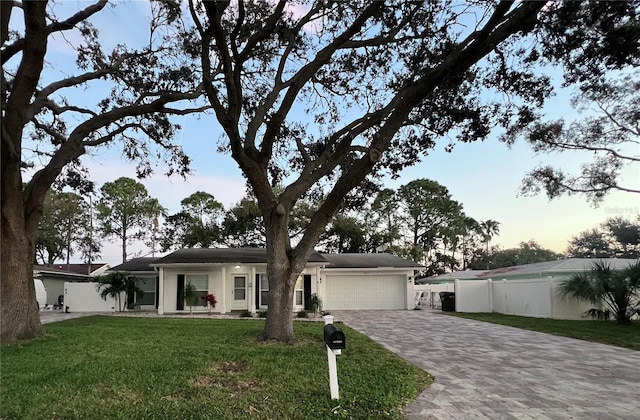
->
<box><xmin>333</xmin><ymin>310</ymin><xmax>640</xmax><ymax>420</ymax></box>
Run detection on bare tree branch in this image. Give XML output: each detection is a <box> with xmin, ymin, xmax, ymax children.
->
<box><xmin>31</xmin><ymin>118</ymin><xmax>67</xmax><ymax>144</ymax></box>
<box><xmin>1</xmin><ymin>0</ymin><xmax>108</xmax><ymax>64</ymax></box>
<box><xmin>541</xmin><ymin>140</ymin><xmax>640</xmax><ymax>162</ymax></box>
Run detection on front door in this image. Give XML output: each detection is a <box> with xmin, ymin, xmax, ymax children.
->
<box><xmin>303</xmin><ymin>275</ymin><xmax>312</xmax><ymax>310</ymax></box>
<box><xmin>229</xmin><ymin>275</ymin><xmax>247</xmax><ymax>310</ymax></box>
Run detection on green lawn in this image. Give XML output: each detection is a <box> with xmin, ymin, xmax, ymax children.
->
<box><xmin>447</xmin><ymin>312</ymin><xmax>640</xmax><ymax>350</ymax></box>
<box><xmin>1</xmin><ymin>316</ymin><xmax>432</xmax><ymax>420</ymax></box>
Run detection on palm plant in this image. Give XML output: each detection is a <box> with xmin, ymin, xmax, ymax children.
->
<box><xmin>309</xmin><ymin>293</ymin><xmax>322</xmax><ymax>318</ymax></box>
<box><xmin>560</xmin><ymin>261</ymin><xmax>640</xmax><ymax>325</ymax></box>
<box><xmin>480</xmin><ymin>219</ymin><xmax>500</xmax><ymax>253</ymax></box>
<box><xmin>124</xmin><ymin>278</ymin><xmax>145</xmax><ymax>311</ymax></box>
<box><xmin>97</xmin><ymin>272</ymin><xmax>143</xmax><ymax>312</ymax></box>
<box><xmin>184</xmin><ymin>282</ymin><xmax>198</xmax><ymax>316</ymax></box>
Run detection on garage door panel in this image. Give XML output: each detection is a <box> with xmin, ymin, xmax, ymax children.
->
<box><xmin>324</xmin><ymin>275</ymin><xmax>406</xmax><ymax>310</ymax></box>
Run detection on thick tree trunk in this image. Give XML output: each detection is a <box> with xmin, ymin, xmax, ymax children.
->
<box><xmin>1</xmin><ymin>0</ymin><xmax>48</xmax><ymax>344</ymax></box>
<box><xmin>261</xmin><ymin>263</ymin><xmax>297</xmax><ymax>342</ymax></box>
<box><xmin>122</xmin><ymin>235</ymin><xmax>126</xmax><ymax>263</ymax></box>
<box><xmin>1</xmin><ymin>184</ymin><xmax>44</xmax><ymax>343</ymax></box>
<box><xmin>260</xmin><ymin>207</ymin><xmax>308</xmax><ymax>342</ymax></box>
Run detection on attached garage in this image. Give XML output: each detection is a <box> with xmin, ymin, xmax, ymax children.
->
<box><xmin>320</xmin><ymin>254</ymin><xmax>423</xmax><ymax>310</ymax></box>
<box><xmin>324</xmin><ymin>274</ymin><xmax>407</xmax><ymax>310</ymax></box>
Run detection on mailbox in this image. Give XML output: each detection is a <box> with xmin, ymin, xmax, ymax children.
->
<box><xmin>324</xmin><ymin>324</ymin><xmax>346</xmax><ymax>350</ymax></box>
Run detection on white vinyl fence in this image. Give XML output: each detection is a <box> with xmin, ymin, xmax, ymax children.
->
<box><xmin>453</xmin><ymin>277</ymin><xmax>593</xmax><ymax>319</ymax></box>
<box><xmin>64</xmin><ymin>282</ymin><xmax>123</xmax><ymax>313</ymax></box>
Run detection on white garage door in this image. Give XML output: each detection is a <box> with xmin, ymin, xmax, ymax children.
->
<box><xmin>324</xmin><ymin>275</ymin><xmax>406</xmax><ymax>310</ymax></box>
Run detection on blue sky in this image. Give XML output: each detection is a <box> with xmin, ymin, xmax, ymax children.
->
<box><xmin>14</xmin><ymin>1</ymin><xmax>639</xmax><ymax>264</ymax></box>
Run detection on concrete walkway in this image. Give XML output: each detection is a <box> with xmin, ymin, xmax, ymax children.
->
<box><xmin>39</xmin><ymin>310</ymin><xmax>98</xmax><ymax>324</ymax></box>
<box><xmin>333</xmin><ymin>310</ymin><xmax>640</xmax><ymax>420</ymax></box>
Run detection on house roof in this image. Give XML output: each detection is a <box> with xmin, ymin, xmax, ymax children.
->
<box><xmin>152</xmin><ymin>248</ymin><xmax>328</xmax><ymax>265</ymax></box>
<box><xmin>50</xmin><ymin>263</ymin><xmax>109</xmax><ymax>275</ymax></box>
<box><xmin>424</xmin><ymin>258</ymin><xmax>639</xmax><ymax>282</ymax></box>
<box><xmin>322</xmin><ymin>253</ymin><xmax>423</xmax><ymax>269</ymax></box>
<box><xmin>110</xmin><ymin>257</ymin><xmax>161</xmax><ymax>272</ymax></box>
<box><xmin>33</xmin><ymin>265</ymin><xmax>92</xmax><ymax>280</ymax></box>
<box><xmin>419</xmin><ymin>270</ymin><xmax>485</xmax><ymax>283</ymax></box>
<box><xmin>481</xmin><ymin>258</ymin><xmax>638</xmax><ymax>278</ymax></box>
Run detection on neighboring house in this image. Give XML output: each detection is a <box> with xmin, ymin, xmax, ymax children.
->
<box><xmin>33</xmin><ymin>265</ymin><xmax>92</xmax><ymax>306</ymax></box>
<box><xmin>112</xmin><ymin>249</ymin><xmax>422</xmax><ymax>314</ymax></box>
<box><xmin>51</xmin><ymin>263</ymin><xmax>110</xmax><ymax>277</ymax></box>
<box><xmin>418</xmin><ymin>258</ymin><xmax>639</xmax><ymax>319</ymax></box>
<box><xmin>416</xmin><ymin>269</ymin><xmax>485</xmax><ymax>284</ymax></box>
<box><xmin>423</xmin><ymin>258</ymin><xmax>639</xmax><ymax>283</ymax></box>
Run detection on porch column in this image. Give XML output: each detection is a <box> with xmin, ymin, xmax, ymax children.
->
<box><xmin>250</xmin><ymin>266</ymin><xmax>256</xmax><ymax>314</ymax></box>
<box><xmin>405</xmin><ymin>272</ymin><xmax>414</xmax><ymax>310</ymax></box>
<box><xmin>157</xmin><ymin>268</ymin><xmax>164</xmax><ymax>315</ymax></box>
<box><xmin>220</xmin><ymin>266</ymin><xmax>226</xmax><ymax>314</ymax></box>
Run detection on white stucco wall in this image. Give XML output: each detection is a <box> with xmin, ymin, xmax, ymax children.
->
<box><xmin>160</xmin><ymin>267</ymin><xmax>224</xmax><ymax>313</ymax></box>
<box><xmin>64</xmin><ymin>282</ymin><xmax>121</xmax><ymax>312</ymax></box>
<box><xmin>41</xmin><ymin>279</ymin><xmax>64</xmax><ymax>306</ymax></box>
<box><xmin>159</xmin><ymin>264</ymin><xmax>321</xmax><ymax>314</ymax></box>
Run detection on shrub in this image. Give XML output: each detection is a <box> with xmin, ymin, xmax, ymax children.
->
<box><xmin>184</xmin><ymin>283</ymin><xmax>198</xmax><ymax>316</ymax></box>
<box><xmin>309</xmin><ymin>293</ymin><xmax>322</xmax><ymax>317</ymax></box>
<box><xmin>257</xmin><ymin>310</ymin><xmax>268</xmax><ymax>318</ymax></box>
<box><xmin>202</xmin><ymin>294</ymin><xmax>218</xmax><ymax>315</ymax></box>
<box><xmin>561</xmin><ymin>261</ymin><xmax>640</xmax><ymax>325</ymax></box>
<box><xmin>297</xmin><ymin>310</ymin><xmax>308</xmax><ymax>318</ymax></box>
<box><xmin>240</xmin><ymin>310</ymin><xmax>253</xmax><ymax>318</ymax></box>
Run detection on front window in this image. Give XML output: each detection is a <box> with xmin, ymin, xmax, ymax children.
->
<box><xmin>259</xmin><ymin>274</ymin><xmax>269</xmax><ymax>307</ymax></box>
<box><xmin>234</xmin><ymin>276</ymin><xmax>246</xmax><ymax>300</ymax></box>
<box><xmin>135</xmin><ymin>277</ymin><xmax>156</xmax><ymax>306</ymax></box>
<box><xmin>187</xmin><ymin>274</ymin><xmax>208</xmax><ymax>307</ymax></box>
<box><xmin>295</xmin><ymin>277</ymin><xmax>303</xmax><ymax>306</ymax></box>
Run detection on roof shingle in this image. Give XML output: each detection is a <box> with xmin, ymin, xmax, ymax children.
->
<box><xmin>322</xmin><ymin>253</ymin><xmax>423</xmax><ymax>269</ymax></box>
<box><xmin>152</xmin><ymin>248</ymin><xmax>327</xmax><ymax>265</ymax></box>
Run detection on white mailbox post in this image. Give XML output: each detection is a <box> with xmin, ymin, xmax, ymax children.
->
<box><xmin>323</xmin><ymin>315</ymin><xmax>345</xmax><ymax>400</ymax></box>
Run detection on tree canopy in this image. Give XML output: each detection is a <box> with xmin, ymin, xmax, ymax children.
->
<box><xmin>1</xmin><ymin>0</ymin><xmax>205</xmax><ymax>343</ymax></box>
<box><xmin>3</xmin><ymin>0</ymin><xmax>639</xmax><ymax>344</ymax></box>
<box><xmin>468</xmin><ymin>240</ymin><xmax>563</xmax><ymax>270</ymax></box>
<box><xmin>566</xmin><ymin>216</ymin><xmax>640</xmax><ymax>258</ymax></box>
<box><xmin>505</xmin><ymin>1</ymin><xmax>640</xmax><ymax>205</ymax></box>
<box><xmin>182</xmin><ymin>0</ymin><xmax>640</xmax><ymax>342</ymax></box>
<box><xmin>161</xmin><ymin>191</ymin><xmax>225</xmax><ymax>250</ymax></box>
<box><xmin>96</xmin><ymin>177</ymin><xmax>165</xmax><ymax>263</ymax></box>
<box><xmin>35</xmin><ymin>189</ymin><xmax>98</xmax><ymax>267</ymax></box>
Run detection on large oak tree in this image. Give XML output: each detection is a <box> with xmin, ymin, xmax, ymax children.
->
<box><xmin>1</xmin><ymin>1</ymin><xmax>204</xmax><ymax>343</ymax></box>
<box><xmin>184</xmin><ymin>1</ymin><xmax>639</xmax><ymax>342</ymax></box>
